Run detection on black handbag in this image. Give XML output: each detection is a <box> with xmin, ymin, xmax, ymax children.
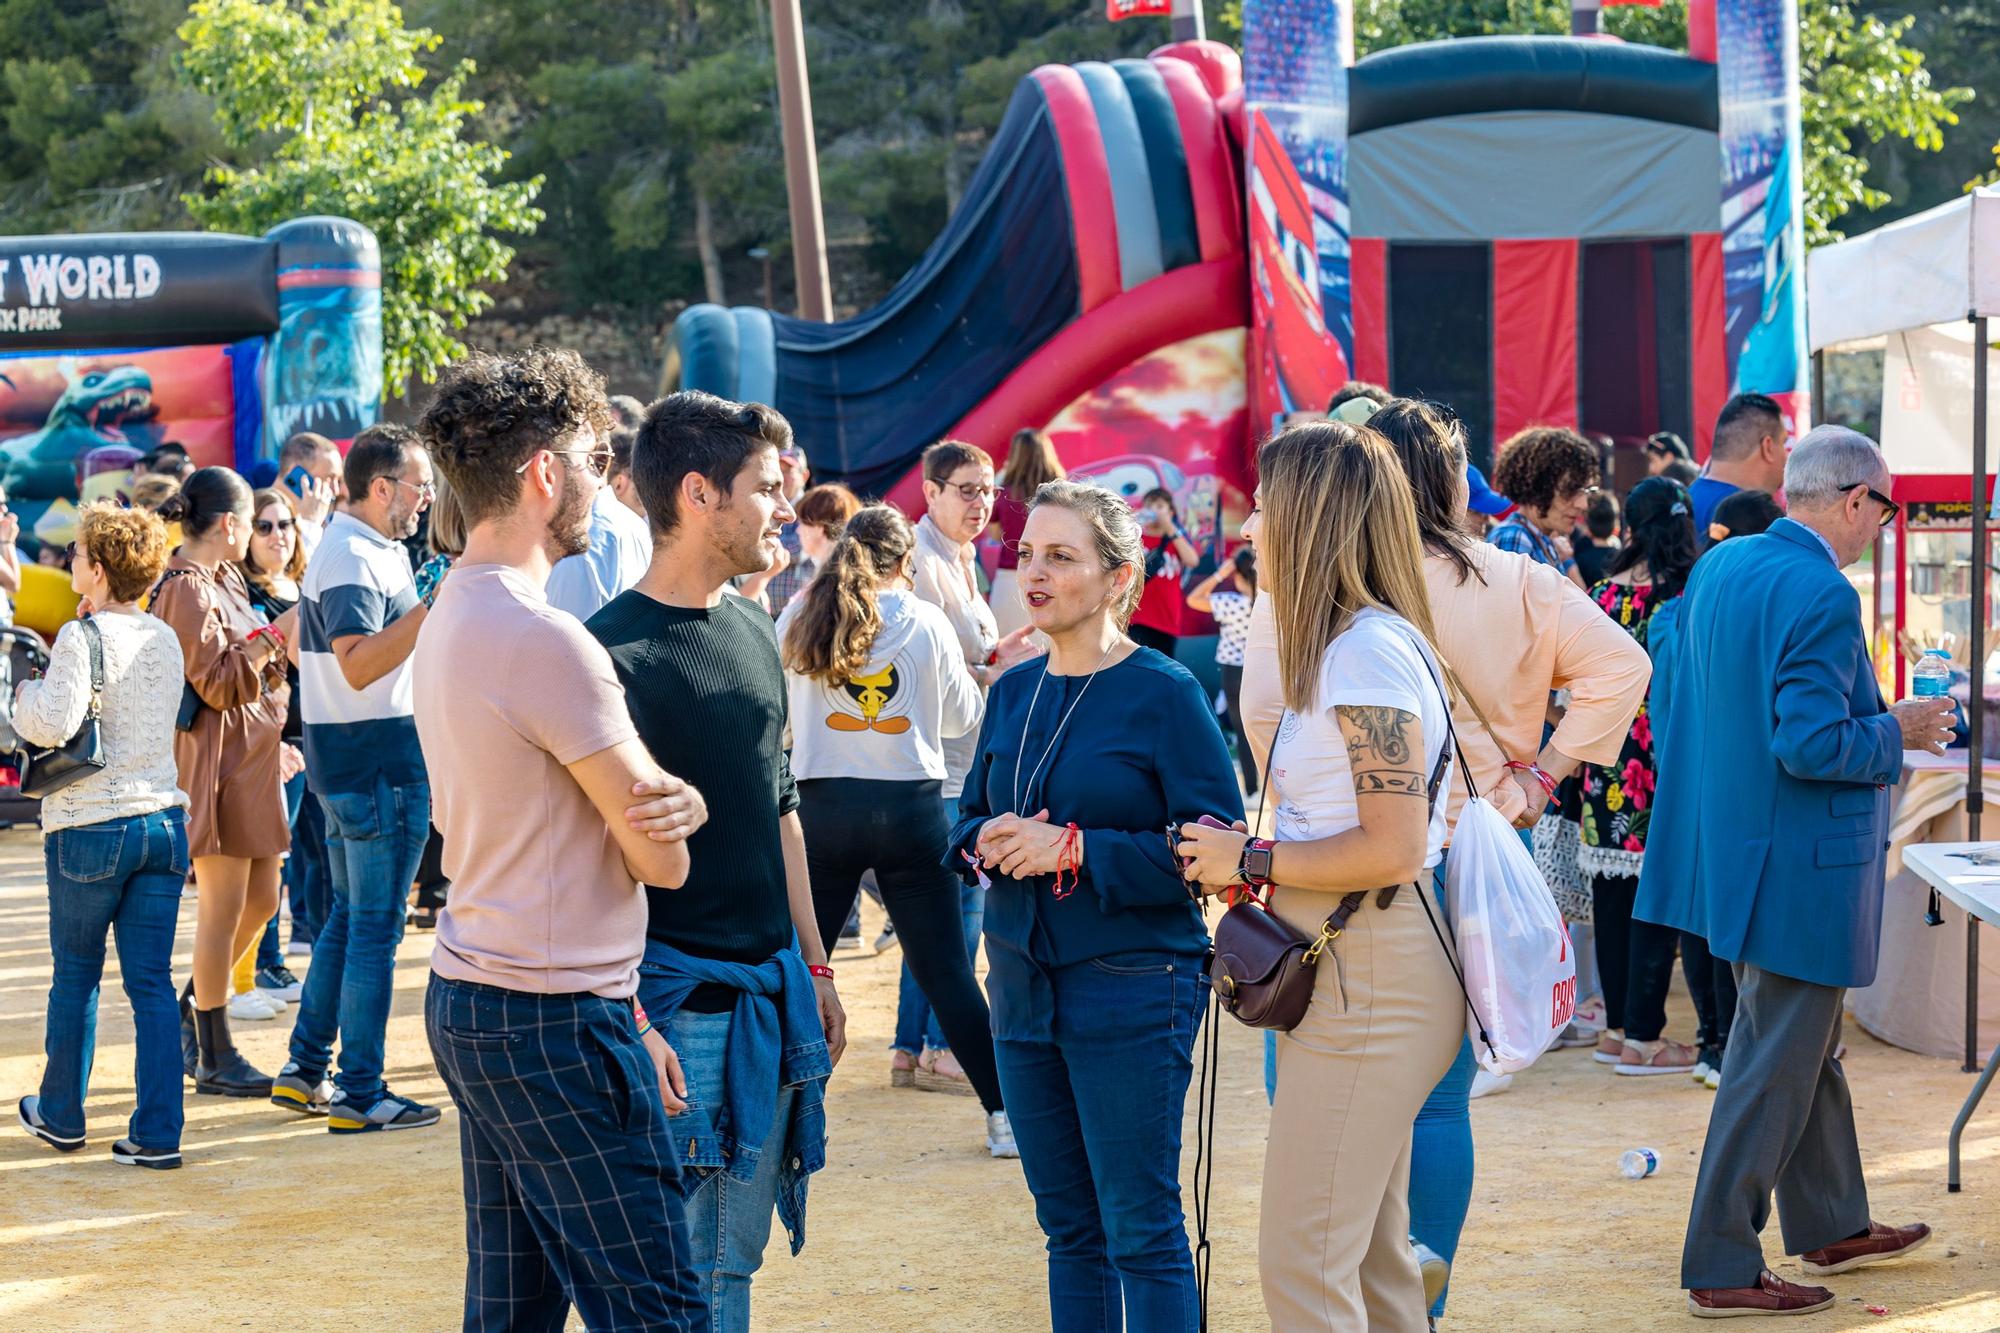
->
<box><xmin>18</xmin><ymin>616</ymin><xmax>106</xmax><ymax>799</ymax></box>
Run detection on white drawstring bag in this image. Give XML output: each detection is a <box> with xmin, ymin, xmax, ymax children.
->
<box><xmin>1445</xmin><ymin>794</ymin><xmax>1576</xmax><ymax>1074</ymax></box>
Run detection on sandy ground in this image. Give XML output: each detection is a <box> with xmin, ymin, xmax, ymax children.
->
<box><xmin>0</xmin><ymin>824</ymin><xmax>1997</xmax><ymax>1331</ymax></box>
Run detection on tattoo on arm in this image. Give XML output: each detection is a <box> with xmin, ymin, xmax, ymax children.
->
<box><xmin>1336</xmin><ymin>705</ymin><xmax>1427</xmax><ymax>799</ymax></box>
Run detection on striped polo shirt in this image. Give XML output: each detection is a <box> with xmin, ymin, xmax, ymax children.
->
<box><xmin>299</xmin><ymin>511</ymin><xmax>425</xmax><ymax>794</ymax></box>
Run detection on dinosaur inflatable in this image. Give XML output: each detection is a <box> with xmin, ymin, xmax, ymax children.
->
<box><xmin>0</xmin><ymin>362</ymin><xmax>155</xmax><ymax>500</ymax></box>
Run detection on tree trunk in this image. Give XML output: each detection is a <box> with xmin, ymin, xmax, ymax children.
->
<box><xmin>942</xmin><ymin>104</ymin><xmax>964</xmax><ymax>214</ymax></box>
<box><xmin>694</xmin><ymin>184</ymin><xmax>726</xmax><ymax>305</ymax></box>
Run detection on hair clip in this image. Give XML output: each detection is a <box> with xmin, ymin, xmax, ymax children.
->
<box><xmin>1670</xmin><ymin>501</ymin><xmax>1689</xmax><ymax>516</ymax></box>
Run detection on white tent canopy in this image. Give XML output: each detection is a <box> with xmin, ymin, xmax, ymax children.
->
<box><xmin>1807</xmin><ymin>185</ymin><xmax>2000</xmax><ymax>353</ymax></box>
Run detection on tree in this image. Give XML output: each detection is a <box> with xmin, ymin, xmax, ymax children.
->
<box><xmin>1802</xmin><ymin>1</ymin><xmax>1970</xmax><ymax>243</ymax></box>
<box><xmin>1215</xmin><ymin>0</ymin><xmax>1970</xmax><ymax>245</ymax></box>
<box><xmin>176</xmin><ymin>0</ymin><xmax>543</xmax><ymax>392</ymax></box>
<box><xmin>0</xmin><ymin>0</ymin><xmax>220</xmax><ymax>233</ymax></box>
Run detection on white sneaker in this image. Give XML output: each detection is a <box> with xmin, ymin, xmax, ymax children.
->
<box><xmin>1704</xmin><ymin>1066</ymin><xmax>1720</xmax><ymax>1091</ymax></box>
<box><xmin>1468</xmin><ymin>1069</ymin><xmax>1513</xmax><ymax>1100</ymax></box>
<box><xmin>228</xmin><ymin>990</ymin><xmax>281</xmax><ymax>1021</ymax></box>
<box><xmin>986</xmin><ymin>1110</ymin><xmax>1019</xmax><ymax>1159</ymax></box>
<box><xmin>874</xmin><ymin>927</ymin><xmax>900</xmax><ymax>956</ymax></box>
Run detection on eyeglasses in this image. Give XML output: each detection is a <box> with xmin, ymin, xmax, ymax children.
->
<box><xmin>938</xmin><ymin>481</ymin><xmax>995</xmax><ymax>503</ymax></box>
<box><xmin>255</xmin><ymin>517</ymin><xmax>297</xmax><ymax>536</ymax></box>
<box><xmin>514</xmin><ymin>448</ymin><xmax>614</xmax><ymax>479</ymax></box>
<box><xmin>1841</xmin><ymin>482</ymin><xmax>1900</xmax><ymax>529</ymax></box>
<box><xmin>391</xmin><ymin>477</ymin><xmax>438</xmax><ymax>501</ymax></box>
<box><xmin>62</xmin><ymin>542</ymin><xmax>77</xmax><ymax>565</ymax></box>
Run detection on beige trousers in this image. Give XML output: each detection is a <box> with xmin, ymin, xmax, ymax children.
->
<box><xmin>1259</xmin><ymin>883</ymin><xmax>1465</xmax><ymax>1332</ymax></box>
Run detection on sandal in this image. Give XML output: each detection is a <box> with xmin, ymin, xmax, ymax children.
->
<box><xmin>890</xmin><ymin>1050</ymin><xmax>916</xmax><ymax>1089</ymax></box>
<box><xmin>914</xmin><ymin>1048</ymin><xmax>975</xmax><ymax>1097</ymax></box>
<box><xmin>1616</xmin><ymin>1037</ymin><xmax>1699</xmax><ymax>1077</ymax></box>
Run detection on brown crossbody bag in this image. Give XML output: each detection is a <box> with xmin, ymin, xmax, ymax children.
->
<box><xmin>1202</xmin><ymin>729</ymin><xmax>1452</xmax><ymax>1030</ymax></box>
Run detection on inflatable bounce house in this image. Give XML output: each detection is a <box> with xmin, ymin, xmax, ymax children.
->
<box><xmin>0</xmin><ymin>216</ymin><xmax>382</xmax><ymax>633</ymax></box>
<box><xmin>669</xmin><ymin>0</ymin><xmax>1807</xmax><ymax>636</ymax></box>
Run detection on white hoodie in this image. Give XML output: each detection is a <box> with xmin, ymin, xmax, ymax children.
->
<box><xmin>777</xmin><ymin>589</ymin><xmax>985</xmax><ymax>783</ymax></box>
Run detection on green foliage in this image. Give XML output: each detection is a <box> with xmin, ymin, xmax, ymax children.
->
<box><xmin>1803</xmin><ymin>1</ymin><xmax>1969</xmax><ymax>243</ymax></box>
<box><xmin>177</xmin><ymin>0</ymin><xmax>543</xmax><ymax>392</ymax></box>
<box><xmin>0</xmin><ymin>0</ymin><xmax>218</xmax><ymax>232</ymax></box>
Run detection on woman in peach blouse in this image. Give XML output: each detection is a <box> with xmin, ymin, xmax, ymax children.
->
<box><xmin>151</xmin><ymin>467</ymin><xmax>298</xmax><ymax>1098</ymax></box>
<box><xmin>1240</xmin><ymin>399</ymin><xmax>1650</xmax><ymax>1321</ymax></box>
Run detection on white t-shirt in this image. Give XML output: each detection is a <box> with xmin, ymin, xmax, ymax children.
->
<box><xmin>1268</xmin><ymin>609</ymin><xmax>1451</xmax><ymax>869</ymax></box>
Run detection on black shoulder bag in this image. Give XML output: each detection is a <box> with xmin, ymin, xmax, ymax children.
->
<box><xmin>18</xmin><ymin>616</ymin><xmax>106</xmax><ymax>798</ymax></box>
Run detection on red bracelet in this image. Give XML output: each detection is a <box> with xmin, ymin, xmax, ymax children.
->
<box><xmin>1051</xmin><ymin>823</ymin><xmax>1082</xmax><ymax>901</ymax></box>
<box><xmin>808</xmin><ymin>963</ymin><xmax>835</xmax><ymax>980</ymax></box>
<box><xmin>1505</xmin><ymin>760</ymin><xmax>1558</xmax><ymax>799</ymax></box>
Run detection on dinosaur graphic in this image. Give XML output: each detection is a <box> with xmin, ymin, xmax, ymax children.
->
<box><xmin>0</xmin><ymin>360</ymin><xmax>156</xmax><ymax>500</ymax></box>
<box><xmin>264</xmin><ymin>287</ymin><xmax>380</xmax><ymax>442</ymax></box>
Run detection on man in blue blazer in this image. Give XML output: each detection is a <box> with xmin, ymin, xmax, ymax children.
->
<box><xmin>1637</xmin><ymin>427</ymin><xmax>1955</xmax><ymax>1319</ymax></box>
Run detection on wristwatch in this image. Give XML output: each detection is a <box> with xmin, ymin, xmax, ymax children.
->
<box><xmin>1238</xmin><ymin>838</ymin><xmax>1276</xmax><ymax>887</ymax></box>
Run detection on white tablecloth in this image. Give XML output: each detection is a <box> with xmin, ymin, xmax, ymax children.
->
<box><xmin>1849</xmin><ymin>759</ymin><xmax>2000</xmax><ymax>1058</ymax></box>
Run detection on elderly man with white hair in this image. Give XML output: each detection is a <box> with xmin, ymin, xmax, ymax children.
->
<box><xmin>1637</xmin><ymin>426</ymin><xmax>1956</xmax><ymax>1319</ymax></box>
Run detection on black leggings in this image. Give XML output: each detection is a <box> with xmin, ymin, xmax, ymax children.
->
<box><xmin>798</xmin><ymin>777</ymin><xmax>1003</xmax><ymax>1112</ymax></box>
<box><xmin>1591</xmin><ymin>873</ymin><xmax>1682</xmax><ymax>1043</ymax></box>
<box><xmin>1680</xmin><ymin>931</ymin><xmax>1739</xmax><ymax>1052</ymax></box>
<box><xmin>1219</xmin><ymin>663</ymin><xmax>1258</xmax><ymax>792</ymax></box>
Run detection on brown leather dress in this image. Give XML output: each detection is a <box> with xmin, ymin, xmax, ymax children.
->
<box><xmin>151</xmin><ymin>556</ymin><xmax>292</xmax><ymax>859</ymax></box>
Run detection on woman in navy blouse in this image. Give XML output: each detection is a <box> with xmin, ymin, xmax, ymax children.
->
<box><xmin>948</xmin><ymin>480</ymin><xmax>1243</xmax><ymax>1332</ymax></box>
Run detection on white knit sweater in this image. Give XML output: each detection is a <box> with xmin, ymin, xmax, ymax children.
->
<box><xmin>14</xmin><ymin>612</ymin><xmax>189</xmax><ymax>832</ymax></box>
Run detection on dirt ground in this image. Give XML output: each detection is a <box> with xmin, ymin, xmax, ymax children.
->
<box><xmin>1</xmin><ymin>825</ymin><xmax>1997</xmax><ymax>1331</ymax></box>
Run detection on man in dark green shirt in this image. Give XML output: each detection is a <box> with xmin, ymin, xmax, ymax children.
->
<box><xmin>585</xmin><ymin>390</ymin><xmax>842</xmax><ymax>1330</ymax></box>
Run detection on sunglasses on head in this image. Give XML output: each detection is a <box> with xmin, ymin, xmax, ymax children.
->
<box><xmin>255</xmin><ymin>517</ymin><xmax>297</xmax><ymax>536</ymax></box>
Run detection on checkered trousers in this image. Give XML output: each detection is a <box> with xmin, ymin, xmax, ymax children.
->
<box><xmin>426</xmin><ymin>973</ymin><xmax>710</xmax><ymax>1333</ymax></box>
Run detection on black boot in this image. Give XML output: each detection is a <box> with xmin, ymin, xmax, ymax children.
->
<box><xmin>179</xmin><ymin>982</ymin><xmax>198</xmax><ymax>1080</ymax></box>
<box><xmin>193</xmin><ymin>1005</ymin><xmax>273</xmax><ymax>1098</ymax></box>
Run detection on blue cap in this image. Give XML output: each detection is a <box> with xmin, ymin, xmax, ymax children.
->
<box><xmin>1466</xmin><ymin>463</ymin><xmax>1513</xmax><ymax>517</ymax></box>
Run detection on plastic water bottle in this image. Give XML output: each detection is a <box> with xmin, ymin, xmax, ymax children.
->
<box><xmin>1913</xmin><ymin>649</ymin><xmax>1953</xmax><ymax>699</ymax></box>
<box><xmin>1619</xmin><ymin>1148</ymin><xmax>1660</xmax><ymax>1180</ymax></box>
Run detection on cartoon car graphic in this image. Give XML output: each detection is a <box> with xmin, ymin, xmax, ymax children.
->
<box><xmin>1249</xmin><ymin>111</ymin><xmax>1347</xmax><ymax>415</ymax></box>
<box><xmin>1071</xmin><ymin>454</ymin><xmax>1187</xmax><ymax>509</ymax></box>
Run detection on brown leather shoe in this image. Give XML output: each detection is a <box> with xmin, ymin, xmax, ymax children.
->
<box><xmin>1799</xmin><ymin>1221</ymin><xmax>1932</xmax><ymax>1276</ymax></box>
<box><xmin>1688</xmin><ymin>1270</ymin><xmax>1834</xmax><ymax>1318</ymax></box>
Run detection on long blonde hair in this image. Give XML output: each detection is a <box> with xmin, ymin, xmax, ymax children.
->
<box><xmin>782</xmin><ymin>505</ymin><xmax>916</xmax><ymax>682</ymax></box>
<box><xmin>1258</xmin><ymin>420</ymin><xmax>1440</xmax><ymax>713</ymax></box>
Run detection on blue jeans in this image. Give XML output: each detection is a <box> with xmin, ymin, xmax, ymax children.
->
<box><xmin>289</xmin><ymin>776</ymin><xmax>430</xmax><ymax>1100</ymax></box>
<box><xmin>252</xmin><ymin>772</ymin><xmax>311</xmax><ymax>972</ymax></box>
<box><xmin>39</xmin><ymin>809</ymin><xmax>189</xmax><ymax>1149</ymax></box>
<box><xmin>667</xmin><ymin>1007</ymin><xmax>795</xmax><ymax>1333</ymax></box>
<box><xmin>891</xmin><ymin>796</ymin><xmax>979</xmax><ymax>1054</ymax></box>
<box><xmin>284</xmin><ymin>773</ymin><xmax>331</xmax><ymax>947</ymax></box>
<box><xmin>996</xmin><ymin>951</ymin><xmax>1206</xmax><ymax>1333</ymax></box>
<box><xmin>426</xmin><ymin>975</ymin><xmax>708</xmax><ymax>1332</ymax></box>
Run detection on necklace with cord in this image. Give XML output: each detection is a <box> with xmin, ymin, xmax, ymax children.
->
<box><xmin>1011</xmin><ymin>637</ymin><xmax>1123</xmax><ymax>897</ymax></box>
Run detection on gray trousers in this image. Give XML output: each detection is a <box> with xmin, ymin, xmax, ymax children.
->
<box><xmin>1681</xmin><ymin>962</ymin><xmax>1871</xmax><ymax>1289</ymax></box>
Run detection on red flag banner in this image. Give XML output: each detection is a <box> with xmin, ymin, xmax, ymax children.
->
<box><xmin>1106</xmin><ymin>0</ymin><xmax>1173</xmax><ymax>19</ymax></box>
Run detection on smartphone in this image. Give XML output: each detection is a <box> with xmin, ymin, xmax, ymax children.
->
<box><xmin>1175</xmin><ymin>813</ymin><xmax>1233</xmax><ymax>868</ymax></box>
<box><xmin>284</xmin><ymin>465</ymin><xmax>311</xmax><ymax>496</ymax></box>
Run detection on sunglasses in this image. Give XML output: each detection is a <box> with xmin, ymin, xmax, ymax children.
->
<box><xmin>1841</xmin><ymin>482</ymin><xmax>1900</xmax><ymax>529</ymax></box>
<box><xmin>255</xmin><ymin>517</ymin><xmax>297</xmax><ymax>536</ymax></box>
<box><xmin>514</xmin><ymin>448</ymin><xmax>614</xmax><ymax>479</ymax></box>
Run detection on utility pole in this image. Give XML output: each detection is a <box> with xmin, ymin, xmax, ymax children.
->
<box><xmin>770</xmin><ymin>0</ymin><xmax>833</xmax><ymax>321</ymax></box>
<box><xmin>1172</xmin><ymin>0</ymin><xmax>1206</xmax><ymax>42</ymax></box>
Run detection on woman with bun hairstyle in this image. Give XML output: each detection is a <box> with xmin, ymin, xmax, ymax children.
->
<box><xmin>152</xmin><ymin>467</ymin><xmax>297</xmax><ymax>1098</ymax></box>
<box><xmin>777</xmin><ymin>503</ymin><xmax>1013</xmax><ymax>1156</ymax></box>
